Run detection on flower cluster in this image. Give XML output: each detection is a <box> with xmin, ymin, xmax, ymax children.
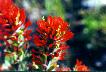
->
<box><xmin>0</xmin><ymin>0</ymin><xmax>31</xmax><ymax>71</ymax></box>
<box><xmin>0</xmin><ymin>0</ymin><xmax>31</xmax><ymax>46</ymax></box>
<box><xmin>32</xmin><ymin>16</ymin><xmax>73</xmax><ymax>70</ymax></box>
<box><xmin>0</xmin><ymin>0</ymin><xmax>90</xmax><ymax>71</ymax></box>
<box><xmin>34</xmin><ymin>16</ymin><xmax>73</xmax><ymax>47</ymax></box>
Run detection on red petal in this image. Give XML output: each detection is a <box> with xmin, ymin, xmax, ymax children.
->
<box><xmin>19</xmin><ymin>9</ymin><xmax>26</xmax><ymax>23</ymax></box>
<box><xmin>25</xmin><ymin>20</ymin><xmax>31</xmax><ymax>28</ymax></box>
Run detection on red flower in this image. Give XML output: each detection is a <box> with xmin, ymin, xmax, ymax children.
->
<box><xmin>23</xmin><ymin>29</ymin><xmax>32</xmax><ymax>41</ymax></box>
<box><xmin>0</xmin><ymin>0</ymin><xmax>31</xmax><ymax>45</ymax></box>
<box><xmin>34</xmin><ymin>35</ymin><xmax>46</xmax><ymax>46</ymax></box>
<box><xmin>59</xmin><ymin>44</ymin><xmax>69</xmax><ymax>50</ymax></box>
<box><xmin>34</xmin><ymin>16</ymin><xmax>73</xmax><ymax>47</ymax></box>
<box><xmin>58</xmin><ymin>51</ymin><xmax>66</xmax><ymax>60</ymax></box>
<box><xmin>33</xmin><ymin>16</ymin><xmax>73</xmax><ymax>64</ymax></box>
<box><xmin>74</xmin><ymin>59</ymin><xmax>90</xmax><ymax>71</ymax></box>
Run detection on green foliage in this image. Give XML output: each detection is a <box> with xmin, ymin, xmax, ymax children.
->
<box><xmin>40</xmin><ymin>54</ymin><xmax>47</xmax><ymax>64</ymax></box>
<box><xmin>82</xmin><ymin>9</ymin><xmax>106</xmax><ymax>33</ymax></box>
<box><xmin>45</xmin><ymin>0</ymin><xmax>65</xmax><ymax>19</ymax></box>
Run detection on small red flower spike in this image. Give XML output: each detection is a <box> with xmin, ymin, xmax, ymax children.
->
<box><xmin>74</xmin><ymin>59</ymin><xmax>90</xmax><ymax>71</ymax></box>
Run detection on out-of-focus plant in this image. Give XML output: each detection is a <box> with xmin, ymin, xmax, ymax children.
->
<box><xmin>82</xmin><ymin>7</ymin><xmax>106</xmax><ymax>33</ymax></box>
<box><xmin>45</xmin><ymin>0</ymin><xmax>65</xmax><ymax>19</ymax></box>
<box><xmin>14</xmin><ymin>0</ymin><xmax>42</xmax><ymax>22</ymax></box>
<box><xmin>82</xmin><ymin>7</ymin><xmax>106</xmax><ymax>48</ymax></box>
<box><xmin>73</xmin><ymin>59</ymin><xmax>90</xmax><ymax>71</ymax></box>
<box><xmin>55</xmin><ymin>59</ymin><xmax>90</xmax><ymax>71</ymax></box>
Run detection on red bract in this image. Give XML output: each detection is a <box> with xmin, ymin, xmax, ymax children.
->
<box><xmin>34</xmin><ymin>16</ymin><xmax>73</xmax><ymax>47</ymax></box>
<box><xmin>59</xmin><ymin>44</ymin><xmax>69</xmax><ymax>50</ymax></box>
<box><xmin>23</xmin><ymin>29</ymin><xmax>32</xmax><ymax>41</ymax></box>
<box><xmin>74</xmin><ymin>59</ymin><xmax>90</xmax><ymax>71</ymax></box>
<box><xmin>34</xmin><ymin>35</ymin><xmax>46</xmax><ymax>46</ymax></box>
<box><xmin>58</xmin><ymin>52</ymin><xmax>66</xmax><ymax>60</ymax></box>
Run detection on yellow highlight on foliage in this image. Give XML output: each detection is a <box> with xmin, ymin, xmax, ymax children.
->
<box><xmin>15</xmin><ymin>11</ymin><xmax>20</xmax><ymax>25</ymax></box>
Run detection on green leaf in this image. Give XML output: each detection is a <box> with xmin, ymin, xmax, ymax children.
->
<box><xmin>45</xmin><ymin>0</ymin><xmax>65</xmax><ymax>19</ymax></box>
<box><xmin>40</xmin><ymin>54</ymin><xmax>47</xmax><ymax>64</ymax></box>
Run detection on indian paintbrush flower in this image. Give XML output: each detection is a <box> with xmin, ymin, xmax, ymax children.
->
<box><xmin>0</xmin><ymin>0</ymin><xmax>90</xmax><ymax>71</ymax></box>
<box><xmin>0</xmin><ymin>0</ymin><xmax>31</xmax><ymax>46</ymax></box>
<box><xmin>0</xmin><ymin>0</ymin><xmax>32</xmax><ymax>71</ymax></box>
<box><xmin>33</xmin><ymin>16</ymin><xmax>73</xmax><ymax>70</ymax></box>
<box><xmin>73</xmin><ymin>59</ymin><xmax>90</xmax><ymax>71</ymax></box>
